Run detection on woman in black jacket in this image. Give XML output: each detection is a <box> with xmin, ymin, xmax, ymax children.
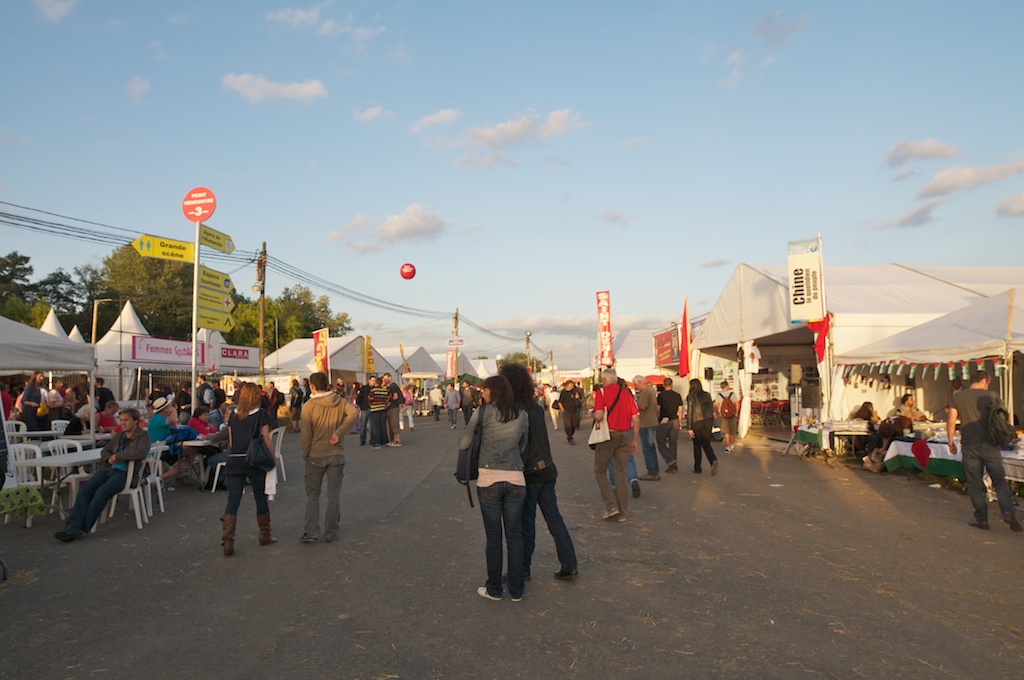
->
<box><xmin>500</xmin><ymin>362</ymin><xmax>578</xmax><ymax>580</ymax></box>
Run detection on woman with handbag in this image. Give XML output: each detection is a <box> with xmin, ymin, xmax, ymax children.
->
<box><xmin>459</xmin><ymin>375</ymin><xmax>529</xmax><ymax>602</ymax></box>
<box><xmin>222</xmin><ymin>382</ymin><xmax>277</xmax><ymax>556</ymax></box>
<box><xmin>20</xmin><ymin>371</ymin><xmax>45</xmax><ymax>431</ymax></box>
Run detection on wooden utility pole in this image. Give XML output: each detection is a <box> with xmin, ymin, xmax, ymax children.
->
<box><xmin>257</xmin><ymin>242</ymin><xmax>267</xmax><ymax>384</ymax></box>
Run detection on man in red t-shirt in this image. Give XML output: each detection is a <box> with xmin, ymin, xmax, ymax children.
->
<box><xmin>592</xmin><ymin>368</ymin><xmax>640</xmax><ymax>522</ymax></box>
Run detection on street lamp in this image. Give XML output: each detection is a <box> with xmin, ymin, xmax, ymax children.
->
<box><xmin>91</xmin><ymin>298</ymin><xmax>113</xmax><ymax>344</ymax></box>
<box><xmin>525</xmin><ymin>331</ymin><xmax>532</xmax><ymax>373</ymax></box>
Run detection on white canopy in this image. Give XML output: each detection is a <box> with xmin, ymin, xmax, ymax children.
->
<box><xmin>429</xmin><ymin>352</ymin><xmax>480</xmax><ymax>379</ymax></box>
<box><xmin>262</xmin><ymin>335</ymin><xmax>395</xmax><ymax>378</ymax></box>
<box><xmin>837</xmin><ymin>288</ymin><xmax>1024</xmax><ymax>365</ymax></box>
<box><xmin>378</xmin><ymin>346</ymin><xmax>440</xmax><ymax>377</ymax></box>
<box><xmin>39</xmin><ymin>308</ymin><xmax>69</xmax><ymax>339</ymax></box>
<box><xmin>0</xmin><ymin>315</ymin><xmax>95</xmax><ymax>371</ymax></box>
<box><xmin>68</xmin><ymin>325</ymin><xmax>86</xmax><ymax>343</ymax></box>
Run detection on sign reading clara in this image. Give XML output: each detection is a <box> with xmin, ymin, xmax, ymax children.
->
<box><xmin>182</xmin><ymin>186</ymin><xmax>217</xmax><ymax>222</ymax></box>
<box><xmin>787</xmin><ymin>237</ymin><xmax>825</xmax><ymax>322</ymax></box>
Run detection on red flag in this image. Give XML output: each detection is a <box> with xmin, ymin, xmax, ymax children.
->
<box><xmin>806</xmin><ymin>315</ymin><xmax>830</xmax><ymax>363</ymax></box>
<box><xmin>678</xmin><ymin>299</ymin><xmax>691</xmax><ymax>377</ymax></box>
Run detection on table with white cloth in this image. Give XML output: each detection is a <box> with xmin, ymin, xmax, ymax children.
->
<box><xmin>883</xmin><ymin>440</ymin><xmax>964</xmax><ymax>477</ymax></box>
<box><xmin>12</xmin><ymin>448</ymin><xmax>104</xmax><ymax>517</ymax></box>
<box><xmin>8</xmin><ymin>430</ymin><xmax>61</xmax><ymax>442</ymax></box>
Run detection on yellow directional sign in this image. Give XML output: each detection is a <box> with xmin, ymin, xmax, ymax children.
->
<box><xmin>197</xmin><ymin>306</ymin><xmax>236</xmax><ymax>333</ymax></box>
<box><xmin>132</xmin><ymin>234</ymin><xmax>195</xmax><ymax>263</ymax></box>
<box><xmin>199</xmin><ymin>223</ymin><xmax>235</xmax><ymax>254</ymax></box>
<box><xmin>198</xmin><ymin>265</ymin><xmax>234</xmax><ymax>294</ymax></box>
<box><xmin>198</xmin><ymin>287</ymin><xmax>236</xmax><ymax>313</ymax></box>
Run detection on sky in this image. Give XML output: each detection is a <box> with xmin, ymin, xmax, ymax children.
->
<box><xmin>3</xmin><ymin>0</ymin><xmax>1024</xmax><ymax>369</ymax></box>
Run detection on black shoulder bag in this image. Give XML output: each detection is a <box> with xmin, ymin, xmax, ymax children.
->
<box><xmin>454</xmin><ymin>404</ymin><xmax>487</xmax><ymax>507</ymax></box>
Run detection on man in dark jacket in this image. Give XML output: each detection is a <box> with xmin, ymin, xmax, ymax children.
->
<box><xmin>557</xmin><ymin>380</ymin><xmax>584</xmax><ymax>445</ymax></box>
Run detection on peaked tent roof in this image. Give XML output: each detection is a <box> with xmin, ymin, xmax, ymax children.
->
<box><xmin>836</xmin><ymin>288</ymin><xmax>1024</xmax><ymax>364</ymax></box>
<box><xmin>263</xmin><ymin>335</ymin><xmax>395</xmax><ymax>376</ymax></box>
<box><xmin>694</xmin><ymin>264</ymin><xmax>1024</xmax><ymax>354</ymax></box>
<box><xmin>68</xmin><ymin>325</ymin><xmax>86</xmax><ymax>343</ymax></box>
<box><xmin>96</xmin><ymin>300</ymin><xmax>150</xmax><ymax>347</ymax></box>
<box><xmin>377</xmin><ymin>346</ymin><xmax>440</xmax><ymax>376</ymax></box>
<box><xmin>0</xmin><ymin>315</ymin><xmax>95</xmax><ymax>371</ymax></box>
<box><xmin>429</xmin><ymin>352</ymin><xmax>479</xmax><ymax>378</ymax></box>
<box><xmin>39</xmin><ymin>308</ymin><xmax>69</xmax><ymax>339</ymax></box>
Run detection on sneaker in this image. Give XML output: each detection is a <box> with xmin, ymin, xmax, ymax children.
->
<box><xmin>55</xmin><ymin>528</ymin><xmax>84</xmax><ymax>542</ymax></box>
<box><xmin>554</xmin><ymin>569</ymin><xmax>578</xmax><ymax>580</ymax></box>
<box><xmin>387</xmin><ymin>441</ymin><xmax>402</xmax><ymax>447</ymax></box>
<box><xmin>602</xmin><ymin>508</ymin><xmax>621</xmax><ymax>521</ymax></box>
<box><xmin>451</xmin><ymin>425</ymin><xmax>456</xmax><ymax>429</ymax></box>
<box><xmin>725</xmin><ymin>446</ymin><xmax>734</xmax><ymax>453</ymax></box>
<box><xmin>477</xmin><ymin>587</ymin><xmax>502</xmax><ymax>601</ymax></box>
<box><xmin>511</xmin><ymin>593</ymin><xmax>524</xmax><ymax>602</ymax></box>
<box><xmin>300</xmin><ymin>533</ymin><xmax>318</xmax><ymax>543</ymax></box>
<box><xmin>616</xmin><ymin>514</ymin><xmax>627</xmax><ymax>523</ymax></box>
<box><xmin>631</xmin><ymin>480</ymin><xmax>641</xmax><ymax>498</ymax></box>
<box><xmin>370</xmin><ymin>444</ymin><xmax>382</xmax><ymax>449</ymax></box>
<box><xmin>639</xmin><ymin>474</ymin><xmax>660</xmax><ymax>481</ymax></box>
<box><xmin>1003</xmin><ymin>515</ymin><xmax>1024</xmax><ymax>532</ymax></box>
<box><xmin>665</xmin><ymin>461</ymin><xmax>678</xmax><ymax>474</ymax></box>
<box><xmin>968</xmin><ymin>521</ymin><xmax>990</xmax><ymax>530</ymax></box>
<box><xmin>711</xmin><ymin>460</ymin><xmax>719</xmax><ymax>475</ymax></box>
<box><xmin>325</xmin><ymin>534</ymin><xmax>338</xmax><ymax>543</ymax></box>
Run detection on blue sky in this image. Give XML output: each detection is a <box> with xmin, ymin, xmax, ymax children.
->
<box><xmin>3</xmin><ymin>1</ymin><xmax>1024</xmax><ymax>368</ymax></box>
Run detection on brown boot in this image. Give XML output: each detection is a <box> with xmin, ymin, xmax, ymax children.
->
<box><xmin>257</xmin><ymin>512</ymin><xmax>278</xmax><ymax>545</ymax></box>
<box><xmin>221</xmin><ymin>514</ymin><xmax>237</xmax><ymax>556</ymax></box>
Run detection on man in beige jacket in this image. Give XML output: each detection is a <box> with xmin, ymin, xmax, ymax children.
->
<box><xmin>300</xmin><ymin>371</ymin><xmax>359</xmax><ymax>543</ymax></box>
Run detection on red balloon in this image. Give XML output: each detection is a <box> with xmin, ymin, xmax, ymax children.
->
<box><xmin>400</xmin><ymin>263</ymin><xmax>416</xmax><ymax>280</ymax></box>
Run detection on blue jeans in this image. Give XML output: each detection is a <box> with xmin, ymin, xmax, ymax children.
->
<box><xmin>224</xmin><ymin>470</ymin><xmax>269</xmax><ymax>515</ymax></box>
<box><xmin>962</xmin><ymin>442</ymin><xmax>1017</xmax><ymax>523</ymax></box>
<box><xmin>639</xmin><ymin>426</ymin><xmax>659</xmax><ymax>475</ymax></box>
<box><xmin>523</xmin><ymin>479</ymin><xmax>577</xmax><ymax>573</ymax></box>
<box><xmin>358</xmin><ymin>409</ymin><xmax>370</xmax><ymax>444</ymax></box>
<box><xmin>448</xmin><ymin>407</ymin><xmax>458</xmax><ymax>426</ymax></box>
<box><xmin>369</xmin><ymin>411</ymin><xmax>387</xmax><ymax>446</ymax></box>
<box><xmin>477</xmin><ymin>482</ymin><xmax>526</xmax><ymax>599</ymax></box>
<box><xmin>64</xmin><ymin>468</ymin><xmax>126</xmax><ymax>532</ymax></box>
<box><xmin>608</xmin><ymin>453</ymin><xmax>639</xmax><ymax>487</ymax></box>
<box><xmin>304</xmin><ymin>455</ymin><xmax>345</xmax><ymax>539</ymax></box>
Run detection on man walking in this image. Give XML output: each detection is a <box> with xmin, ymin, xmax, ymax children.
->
<box><xmin>300</xmin><ymin>371</ymin><xmax>359</xmax><ymax>543</ymax></box>
<box><xmin>592</xmin><ymin>369</ymin><xmax>640</xmax><ymax>522</ymax></box>
<box><xmin>429</xmin><ymin>384</ymin><xmax>444</xmax><ymax>421</ymax></box>
<box><xmin>460</xmin><ymin>380</ymin><xmax>477</xmax><ymax>426</ymax></box>
<box><xmin>558</xmin><ymin>380</ymin><xmax>584</xmax><ymax>445</ymax></box>
<box><xmin>383</xmin><ymin>373</ymin><xmax>402</xmax><ymax>447</ymax></box>
<box><xmin>55</xmin><ymin>409</ymin><xmax>150</xmax><ymax>541</ymax></box>
<box><xmin>444</xmin><ymin>384</ymin><xmax>460</xmax><ymax>429</ymax></box>
<box><xmin>656</xmin><ymin>378</ymin><xmax>682</xmax><ymax>473</ymax></box>
<box><xmin>947</xmin><ymin>371</ymin><xmax>1022</xmax><ymax>532</ymax></box>
<box><xmin>635</xmin><ymin>376</ymin><xmax>661</xmax><ymax>481</ymax></box>
<box><xmin>368</xmin><ymin>377</ymin><xmax>389</xmax><ymax>449</ymax></box>
<box><xmin>356</xmin><ymin>377</ymin><xmax>374</xmax><ymax>445</ymax></box>
<box><xmin>715</xmin><ymin>380</ymin><xmax>739</xmax><ymax>453</ymax></box>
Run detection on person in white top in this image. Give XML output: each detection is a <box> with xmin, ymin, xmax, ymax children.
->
<box><xmin>547</xmin><ymin>387</ymin><xmax>560</xmax><ymax>430</ymax></box>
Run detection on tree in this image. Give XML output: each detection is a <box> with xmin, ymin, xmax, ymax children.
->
<box><xmin>223</xmin><ymin>285</ymin><xmax>352</xmax><ymax>351</ymax></box>
<box><xmin>100</xmin><ymin>245</ymin><xmax>194</xmax><ymax>338</ymax></box>
<box><xmin>497</xmin><ymin>351</ymin><xmax>544</xmax><ymax>374</ymax></box>
<box><xmin>0</xmin><ymin>251</ymin><xmax>33</xmax><ymax>303</ymax></box>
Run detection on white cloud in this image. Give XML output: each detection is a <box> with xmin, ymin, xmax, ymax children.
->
<box><xmin>326</xmin><ymin>230</ymin><xmax>343</xmax><ymax>242</ymax></box>
<box><xmin>997</xmin><ymin>193</ymin><xmax>1024</xmax><ymax>217</ymax></box>
<box><xmin>454</xmin><ymin>152</ymin><xmax>510</xmax><ymax>168</ymax></box>
<box><xmin>891</xmin><ymin>167</ymin><xmax>917</xmax><ymax>182</ymax></box>
<box><xmin>620</xmin><ymin>137</ymin><xmax>650</xmax><ymax>150</ymax></box>
<box><xmin>918</xmin><ymin>161</ymin><xmax>1024</xmax><ymax>198</ymax></box>
<box><xmin>463</xmin><ymin>109</ymin><xmax>588</xmax><ymax>148</ymax></box>
<box><xmin>601</xmin><ymin>210</ymin><xmax>629</xmax><ymax>227</ymax></box>
<box><xmin>35</xmin><ymin>0</ymin><xmax>75</xmax><ymax>22</ymax></box>
<box><xmin>410</xmin><ymin>108</ymin><xmax>463</xmax><ymax>133</ymax></box>
<box><xmin>700</xmin><ymin>259</ymin><xmax>729</xmax><ymax>268</ymax></box>
<box><xmin>873</xmin><ymin>200</ymin><xmax>942</xmax><ymax>230</ymax></box>
<box><xmin>345</xmin><ymin>204</ymin><xmax>453</xmax><ymax>254</ymax></box>
<box><xmin>721</xmin><ymin>49</ymin><xmax>747</xmax><ymax>88</ymax></box>
<box><xmin>754</xmin><ymin>11</ymin><xmax>810</xmax><ymax>47</ymax></box>
<box><xmin>885</xmin><ymin>138</ymin><xmax>959</xmax><ymax>167</ymax></box>
<box><xmin>320</xmin><ymin>20</ymin><xmax>386</xmax><ymax>41</ymax></box>
<box><xmin>353</xmin><ymin>105</ymin><xmax>393</xmax><ymax>123</ymax></box>
<box><xmin>125</xmin><ymin>76</ymin><xmax>151</xmax><ymax>103</ymax></box>
<box><xmin>344</xmin><ymin>214</ymin><xmax>373</xmax><ymax>234</ymax></box>
<box><xmin>265</xmin><ymin>5</ymin><xmax>324</xmax><ymax>27</ymax></box>
<box><xmin>223</xmin><ymin>73</ymin><xmax>327</xmax><ymax>103</ymax></box>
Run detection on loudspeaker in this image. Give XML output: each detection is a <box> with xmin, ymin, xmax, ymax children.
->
<box><xmin>704</xmin><ymin>367</ymin><xmax>714</xmax><ymax>380</ymax></box>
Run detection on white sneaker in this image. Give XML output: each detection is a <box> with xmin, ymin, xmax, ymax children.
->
<box><xmin>477</xmin><ymin>587</ymin><xmax>501</xmax><ymax>601</ymax></box>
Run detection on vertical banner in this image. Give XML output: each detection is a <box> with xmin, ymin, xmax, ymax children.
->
<box><xmin>679</xmin><ymin>298</ymin><xmax>691</xmax><ymax>377</ymax></box>
<box><xmin>787</xmin><ymin>236</ymin><xmax>825</xmax><ymax>322</ymax></box>
<box><xmin>445</xmin><ymin>350</ymin><xmax>457</xmax><ymax>380</ymax></box>
<box><xmin>313</xmin><ymin>328</ymin><xmax>330</xmax><ymax>374</ymax></box>
<box><xmin>596</xmin><ymin>290</ymin><xmax>614</xmax><ymax>367</ymax></box>
<box><xmin>365</xmin><ymin>335</ymin><xmax>375</xmax><ymax>374</ymax></box>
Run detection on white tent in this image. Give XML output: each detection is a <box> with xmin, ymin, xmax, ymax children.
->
<box><xmin>0</xmin><ymin>315</ymin><xmax>95</xmax><ymax>372</ymax></box>
<box><xmin>68</xmin><ymin>325</ymin><xmax>86</xmax><ymax>343</ymax></box>
<box><xmin>611</xmin><ymin>329</ymin><xmax>663</xmax><ymax>382</ymax></box>
<box><xmin>693</xmin><ymin>264</ymin><xmax>1024</xmax><ymax>432</ymax></box>
<box><xmin>39</xmin><ymin>308</ymin><xmax>69</xmax><ymax>339</ymax></box>
<box><xmin>378</xmin><ymin>345</ymin><xmax>441</xmax><ymax>379</ymax></box>
<box><xmin>429</xmin><ymin>352</ymin><xmax>480</xmax><ymax>380</ymax></box>
<box><xmin>259</xmin><ymin>335</ymin><xmax>395</xmax><ymax>385</ymax></box>
<box><xmin>473</xmin><ymin>358</ymin><xmax>498</xmax><ymax>379</ymax></box>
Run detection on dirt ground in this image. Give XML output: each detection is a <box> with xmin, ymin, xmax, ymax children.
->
<box><xmin>2</xmin><ymin>416</ymin><xmax>1022</xmax><ymax>679</ymax></box>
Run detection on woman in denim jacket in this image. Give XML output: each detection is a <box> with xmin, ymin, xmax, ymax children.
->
<box><xmin>459</xmin><ymin>375</ymin><xmax>528</xmax><ymax>602</ymax></box>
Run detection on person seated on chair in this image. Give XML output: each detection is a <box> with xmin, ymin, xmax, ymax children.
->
<box><xmin>850</xmin><ymin>401</ymin><xmax>880</xmax><ymax>452</ymax></box>
<box><xmin>862</xmin><ymin>425</ymin><xmax>896</xmax><ymax>473</ymax></box>
<box><xmin>55</xmin><ymin>408</ymin><xmax>151</xmax><ymax>542</ymax></box>
<box><xmin>94</xmin><ymin>399</ymin><xmax>120</xmax><ymax>434</ymax></box>
<box><xmin>188</xmin><ymin>406</ymin><xmax>218</xmax><ymax>438</ymax></box>
<box><xmin>896</xmin><ymin>394</ymin><xmax>928</xmax><ymax>422</ymax></box>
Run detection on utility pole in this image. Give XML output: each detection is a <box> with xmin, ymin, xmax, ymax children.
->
<box><xmin>453</xmin><ymin>308</ymin><xmax>460</xmax><ymax>383</ymax></box>
<box><xmin>257</xmin><ymin>241</ymin><xmax>267</xmax><ymax>384</ymax></box>
<box><xmin>525</xmin><ymin>331</ymin><xmax>532</xmax><ymax>373</ymax></box>
<box><xmin>549</xmin><ymin>350</ymin><xmax>555</xmax><ymax>388</ymax></box>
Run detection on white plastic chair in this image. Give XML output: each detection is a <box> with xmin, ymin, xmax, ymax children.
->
<box><xmin>5</xmin><ymin>444</ymin><xmax>43</xmax><ymax>528</ymax></box>
<box><xmin>50</xmin><ymin>419</ymin><xmax>70</xmax><ymax>435</ymax></box>
<box><xmin>46</xmin><ymin>438</ymin><xmax>88</xmax><ymax>510</ymax></box>
<box><xmin>210</xmin><ymin>460</ymin><xmax>227</xmax><ymax>493</ymax></box>
<box><xmin>97</xmin><ymin>460</ymin><xmax>147</xmax><ymax>530</ymax></box>
<box><xmin>4</xmin><ymin>420</ymin><xmax>26</xmax><ymax>435</ymax></box>
<box><xmin>270</xmin><ymin>426</ymin><xmax>287</xmax><ymax>481</ymax></box>
<box><xmin>142</xmin><ymin>443</ymin><xmax>167</xmax><ymax>516</ymax></box>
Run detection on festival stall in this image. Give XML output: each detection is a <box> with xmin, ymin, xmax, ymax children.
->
<box><xmin>259</xmin><ymin>335</ymin><xmax>394</xmax><ymax>387</ymax></box>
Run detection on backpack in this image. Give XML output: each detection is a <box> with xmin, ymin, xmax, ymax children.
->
<box><xmin>720</xmin><ymin>393</ymin><xmax>738</xmax><ymax>419</ymax></box>
<box><xmin>162</xmin><ymin>425</ymin><xmax>199</xmax><ymax>460</ymax></box>
<box><xmin>986</xmin><ymin>398</ymin><xmax>1018</xmax><ymax>447</ymax></box>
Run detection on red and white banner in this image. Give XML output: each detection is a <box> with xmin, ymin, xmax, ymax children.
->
<box><xmin>132</xmin><ymin>335</ymin><xmax>204</xmax><ymax>365</ymax></box>
<box><xmin>313</xmin><ymin>328</ymin><xmax>330</xmax><ymax>374</ymax></box>
<box><xmin>596</xmin><ymin>290</ymin><xmax>613</xmax><ymax>367</ymax></box>
<box><xmin>445</xmin><ymin>350</ymin><xmax>457</xmax><ymax>380</ymax></box>
<box><xmin>679</xmin><ymin>299</ymin><xmax>691</xmax><ymax>377</ymax></box>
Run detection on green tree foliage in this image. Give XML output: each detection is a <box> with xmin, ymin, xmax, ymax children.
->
<box><xmin>225</xmin><ymin>285</ymin><xmax>352</xmax><ymax>351</ymax></box>
<box><xmin>497</xmin><ymin>351</ymin><xmax>544</xmax><ymax>373</ymax></box>
<box><xmin>0</xmin><ymin>251</ymin><xmax>33</xmax><ymax>302</ymax></box>
<box><xmin>100</xmin><ymin>245</ymin><xmax>194</xmax><ymax>338</ymax></box>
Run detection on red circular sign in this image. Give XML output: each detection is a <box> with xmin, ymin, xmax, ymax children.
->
<box><xmin>400</xmin><ymin>263</ymin><xmax>416</xmax><ymax>280</ymax></box>
<box><xmin>182</xmin><ymin>186</ymin><xmax>217</xmax><ymax>222</ymax></box>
